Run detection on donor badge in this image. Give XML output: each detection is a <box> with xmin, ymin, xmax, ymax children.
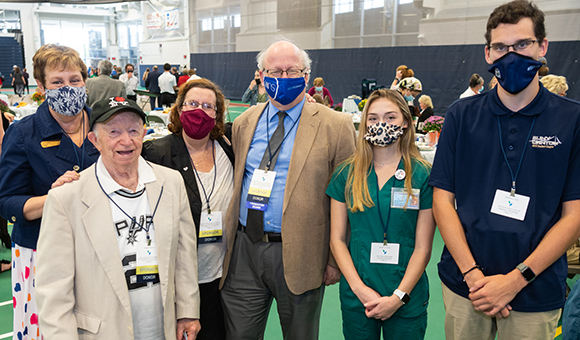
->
<box><xmin>370</xmin><ymin>243</ymin><xmax>400</xmax><ymax>265</ymax></box>
<box><xmin>246</xmin><ymin>169</ymin><xmax>276</xmax><ymax>211</ymax></box>
<box><xmin>199</xmin><ymin>211</ymin><xmax>223</xmax><ymax>244</ymax></box>
<box><xmin>136</xmin><ymin>244</ymin><xmax>159</xmax><ymax>283</ymax></box>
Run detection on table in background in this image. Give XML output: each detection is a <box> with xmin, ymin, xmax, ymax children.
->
<box><xmin>12</xmin><ymin>104</ymin><xmax>38</xmax><ymax>119</ymax></box>
<box><xmin>147</xmin><ymin>111</ymin><xmax>170</xmax><ymax>125</ymax></box>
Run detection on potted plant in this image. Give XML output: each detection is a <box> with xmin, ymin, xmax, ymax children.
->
<box><xmin>0</xmin><ymin>99</ymin><xmax>8</xmax><ymax>114</ymax></box>
<box><xmin>31</xmin><ymin>92</ymin><xmax>45</xmax><ymax>106</ymax></box>
<box><xmin>422</xmin><ymin>115</ymin><xmax>445</xmax><ymax>145</ymax></box>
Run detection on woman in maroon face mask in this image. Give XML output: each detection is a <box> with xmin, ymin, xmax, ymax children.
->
<box><xmin>142</xmin><ymin>78</ymin><xmax>234</xmax><ymax>340</ymax></box>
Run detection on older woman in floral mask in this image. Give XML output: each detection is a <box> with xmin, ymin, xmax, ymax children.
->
<box><xmin>0</xmin><ymin>43</ymin><xmax>99</xmax><ymax>339</ymax></box>
<box><xmin>142</xmin><ymin>78</ymin><xmax>233</xmax><ymax>340</ymax></box>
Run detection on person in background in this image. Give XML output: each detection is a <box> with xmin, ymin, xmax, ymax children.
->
<box><xmin>328</xmin><ymin>89</ymin><xmax>435</xmax><ymax>339</ymax></box>
<box><xmin>172</xmin><ymin>66</ymin><xmax>180</xmax><ymax>83</ymax></box>
<box><xmin>391</xmin><ymin>65</ymin><xmax>414</xmax><ymax>90</ymax></box>
<box><xmin>23</xmin><ymin>68</ymin><xmax>30</xmax><ymax>94</ymax></box>
<box><xmin>0</xmin><ymin>71</ymin><xmax>4</xmax><ymax>89</ymax></box>
<box><xmin>36</xmin><ymin>96</ymin><xmax>201</xmax><ymax>340</ymax></box>
<box><xmin>417</xmin><ymin>95</ymin><xmax>434</xmax><ymax>132</ymax></box>
<box><xmin>143</xmin><ymin>79</ymin><xmax>233</xmax><ymax>340</ymax></box>
<box><xmin>143</xmin><ymin>67</ymin><xmax>151</xmax><ymax>86</ymax></box>
<box><xmin>488</xmin><ymin>76</ymin><xmax>498</xmax><ymax>90</ymax></box>
<box><xmin>308</xmin><ymin>77</ymin><xmax>334</xmax><ymax>107</ymax></box>
<box><xmin>178</xmin><ymin>68</ymin><xmax>191</xmax><ymax>88</ymax></box>
<box><xmin>0</xmin><ymin>43</ymin><xmax>100</xmax><ymax>340</ymax></box>
<box><xmin>220</xmin><ymin>39</ymin><xmax>356</xmax><ymax>340</ymax></box>
<box><xmin>538</xmin><ymin>56</ymin><xmax>549</xmax><ymax>77</ymax></box>
<box><xmin>11</xmin><ymin>66</ymin><xmax>25</xmax><ymax>97</ymax></box>
<box><xmin>189</xmin><ymin>68</ymin><xmax>202</xmax><ymax>81</ymax></box>
<box><xmin>398</xmin><ymin>77</ymin><xmax>422</xmax><ymax>117</ymax></box>
<box><xmin>111</xmin><ymin>65</ymin><xmax>117</xmax><ymax>76</ymax></box>
<box><xmin>111</xmin><ymin>66</ymin><xmax>122</xmax><ymax>80</ymax></box>
<box><xmin>430</xmin><ymin>1</ymin><xmax>580</xmax><ymax>338</ymax></box>
<box><xmin>241</xmin><ymin>70</ymin><xmax>268</xmax><ymax>106</ymax></box>
<box><xmin>540</xmin><ymin>74</ymin><xmax>568</xmax><ymax>97</ymax></box>
<box><xmin>119</xmin><ymin>63</ymin><xmax>139</xmax><ymax>102</ymax></box>
<box><xmin>459</xmin><ymin>73</ymin><xmax>484</xmax><ymax>98</ymax></box>
<box><xmin>86</xmin><ymin>60</ymin><xmax>126</xmax><ymax>108</ymax></box>
<box><xmin>147</xmin><ymin>65</ymin><xmax>163</xmax><ymax>109</ymax></box>
<box><xmin>159</xmin><ymin>63</ymin><xmax>178</xmax><ymax>108</ymax></box>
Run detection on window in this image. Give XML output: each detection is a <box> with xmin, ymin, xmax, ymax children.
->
<box><xmin>201</xmin><ymin>18</ymin><xmax>212</xmax><ymax>31</ymax></box>
<box><xmin>213</xmin><ymin>16</ymin><xmax>226</xmax><ymax>30</ymax></box>
<box><xmin>334</xmin><ymin>0</ymin><xmax>354</xmax><ymax>14</ymax></box>
<box><xmin>232</xmin><ymin>14</ymin><xmax>241</xmax><ymax>28</ymax></box>
<box><xmin>0</xmin><ymin>9</ymin><xmax>21</xmax><ymax>33</ymax></box>
<box><xmin>364</xmin><ymin>0</ymin><xmax>384</xmax><ymax>10</ymax></box>
<box><xmin>399</xmin><ymin>0</ymin><xmax>413</xmax><ymax>4</ymax></box>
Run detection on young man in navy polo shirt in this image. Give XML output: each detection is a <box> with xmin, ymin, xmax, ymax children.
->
<box><xmin>430</xmin><ymin>0</ymin><xmax>580</xmax><ymax>339</ymax></box>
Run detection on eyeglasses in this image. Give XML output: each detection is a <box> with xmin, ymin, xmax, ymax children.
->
<box><xmin>182</xmin><ymin>100</ymin><xmax>217</xmax><ymax>112</ymax></box>
<box><xmin>489</xmin><ymin>39</ymin><xmax>539</xmax><ymax>54</ymax></box>
<box><xmin>264</xmin><ymin>68</ymin><xmax>307</xmax><ymax>78</ymax></box>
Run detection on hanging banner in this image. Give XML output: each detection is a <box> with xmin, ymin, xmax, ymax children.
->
<box><xmin>165</xmin><ymin>8</ymin><xmax>179</xmax><ymax>31</ymax></box>
<box><xmin>147</xmin><ymin>12</ymin><xmax>161</xmax><ymax>29</ymax></box>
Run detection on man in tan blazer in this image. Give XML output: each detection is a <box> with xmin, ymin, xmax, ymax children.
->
<box><xmin>220</xmin><ymin>40</ymin><xmax>356</xmax><ymax>339</ymax></box>
<box><xmin>36</xmin><ymin>97</ymin><xmax>201</xmax><ymax>339</ymax></box>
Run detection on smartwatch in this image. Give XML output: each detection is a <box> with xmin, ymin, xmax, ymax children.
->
<box><xmin>516</xmin><ymin>263</ymin><xmax>536</xmax><ymax>283</ymax></box>
<box><xmin>393</xmin><ymin>289</ymin><xmax>411</xmax><ymax>305</ymax></box>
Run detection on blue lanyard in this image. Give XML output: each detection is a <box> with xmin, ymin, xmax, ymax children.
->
<box><xmin>189</xmin><ymin>141</ymin><xmax>217</xmax><ymax>214</ymax></box>
<box><xmin>375</xmin><ymin>170</ymin><xmax>397</xmax><ymax>245</ymax></box>
<box><xmin>95</xmin><ymin>164</ymin><xmax>163</xmax><ymax>246</ymax></box>
<box><xmin>60</xmin><ymin>112</ymin><xmax>86</xmax><ymax>172</ymax></box>
<box><xmin>496</xmin><ymin>115</ymin><xmax>536</xmax><ymax>196</ymax></box>
<box><xmin>264</xmin><ymin>106</ymin><xmax>300</xmax><ymax>171</ymax></box>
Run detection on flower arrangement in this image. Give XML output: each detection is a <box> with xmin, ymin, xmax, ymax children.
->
<box><xmin>422</xmin><ymin>115</ymin><xmax>445</xmax><ymax>133</ymax></box>
<box><xmin>31</xmin><ymin>92</ymin><xmax>45</xmax><ymax>106</ymax></box>
<box><xmin>0</xmin><ymin>99</ymin><xmax>8</xmax><ymax>113</ymax></box>
<box><xmin>358</xmin><ymin>99</ymin><xmax>367</xmax><ymax>112</ymax></box>
<box><xmin>334</xmin><ymin>103</ymin><xmax>343</xmax><ymax>112</ymax></box>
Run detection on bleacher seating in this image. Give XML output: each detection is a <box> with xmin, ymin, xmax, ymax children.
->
<box><xmin>0</xmin><ymin>36</ymin><xmax>25</xmax><ymax>87</ymax></box>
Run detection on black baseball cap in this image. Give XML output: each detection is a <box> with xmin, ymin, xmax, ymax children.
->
<box><xmin>90</xmin><ymin>96</ymin><xmax>146</xmax><ymax>131</ymax></box>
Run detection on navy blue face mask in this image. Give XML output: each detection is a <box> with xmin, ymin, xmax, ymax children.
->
<box><xmin>263</xmin><ymin>76</ymin><xmax>306</xmax><ymax>105</ymax></box>
<box><xmin>487</xmin><ymin>52</ymin><xmax>542</xmax><ymax>95</ymax></box>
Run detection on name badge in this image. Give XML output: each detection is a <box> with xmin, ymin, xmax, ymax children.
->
<box><xmin>246</xmin><ymin>169</ymin><xmax>276</xmax><ymax>211</ymax></box>
<box><xmin>490</xmin><ymin>189</ymin><xmax>530</xmax><ymax>221</ymax></box>
<box><xmin>391</xmin><ymin>188</ymin><xmax>420</xmax><ymax>210</ymax></box>
<box><xmin>370</xmin><ymin>243</ymin><xmax>400</xmax><ymax>264</ymax></box>
<box><xmin>199</xmin><ymin>211</ymin><xmax>223</xmax><ymax>244</ymax></box>
<box><xmin>136</xmin><ymin>245</ymin><xmax>159</xmax><ymax>283</ymax></box>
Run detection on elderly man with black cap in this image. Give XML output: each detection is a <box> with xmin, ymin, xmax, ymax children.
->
<box><xmin>36</xmin><ymin>96</ymin><xmax>201</xmax><ymax>340</ymax></box>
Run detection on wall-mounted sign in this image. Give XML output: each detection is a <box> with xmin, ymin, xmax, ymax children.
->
<box><xmin>165</xmin><ymin>8</ymin><xmax>179</xmax><ymax>31</ymax></box>
<box><xmin>147</xmin><ymin>12</ymin><xmax>162</xmax><ymax>29</ymax></box>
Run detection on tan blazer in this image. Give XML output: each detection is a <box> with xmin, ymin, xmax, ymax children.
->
<box><xmin>220</xmin><ymin>101</ymin><xmax>356</xmax><ymax>295</ymax></box>
<box><xmin>36</xmin><ymin>162</ymin><xmax>200</xmax><ymax>340</ymax></box>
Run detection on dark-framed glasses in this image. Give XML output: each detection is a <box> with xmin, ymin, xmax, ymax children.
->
<box><xmin>489</xmin><ymin>39</ymin><xmax>539</xmax><ymax>54</ymax></box>
<box><xmin>182</xmin><ymin>100</ymin><xmax>217</xmax><ymax>111</ymax></box>
<box><xmin>264</xmin><ymin>68</ymin><xmax>307</xmax><ymax>78</ymax></box>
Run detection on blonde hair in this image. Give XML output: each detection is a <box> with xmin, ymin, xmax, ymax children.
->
<box><xmin>313</xmin><ymin>77</ymin><xmax>324</xmax><ymax>87</ymax></box>
<box><xmin>418</xmin><ymin>95</ymin><xmax>433</xmax><ymax>108</ymax></box>
<box><xmin>540</xmin><ymin>75</ymin><xmax>568</xmax><ymax>96</ymax></box>
<box><xmin>341</xmin><ymin>89</ymin><xmax>430</xmax><ymax>213</ymax></box>
<box><xmin>33</xmin><ymin>44</ymin><xmax>88</xmax><ymax>88</ymax></box>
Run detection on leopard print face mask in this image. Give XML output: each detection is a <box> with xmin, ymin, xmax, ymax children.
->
<box><xmin>363</xmin><ymin>122</ymin><xmax>405</xmax><ymax>147</ymax></box>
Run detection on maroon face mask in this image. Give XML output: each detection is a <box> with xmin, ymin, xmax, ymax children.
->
<box><xmin>179</xmin><ymin>108</ymin><xmax>216</xmax><ymax>139</ymax></box>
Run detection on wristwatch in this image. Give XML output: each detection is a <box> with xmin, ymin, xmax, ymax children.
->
<box><xmin>393</xmin><ymin>289</ymin><xmax>411</xmax><ymax>305</ymax></box>
<box><xmin>516</xmin><ymin>263</ymin><xmax>536</xmax><ymax>283</ymax></box>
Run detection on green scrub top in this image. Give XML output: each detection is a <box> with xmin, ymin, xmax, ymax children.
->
<box><xmin>326</xmin><ymin>157</ymin><xmax>433</xmax><ymax>318</ymax></box>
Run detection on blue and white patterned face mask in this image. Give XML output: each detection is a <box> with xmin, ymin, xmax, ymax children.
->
<box><xmin>45</xmin><ymin>86</ymin><xmax>87</xmax><ymax>117</ymax></box>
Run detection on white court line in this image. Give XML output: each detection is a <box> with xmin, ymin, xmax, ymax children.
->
<box><xmin>0</xmin><ymin>332</ymin><xmax>12</xmax><ymax>339</ymax></box>
<box><xmin>0</xmin><ymin>300</ymin><xmax>11</xmax><ymax>307</ymax></box>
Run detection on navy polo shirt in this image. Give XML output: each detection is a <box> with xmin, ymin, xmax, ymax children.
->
<box><xmin>430</xmin><ymin>85</ymin><xmax>580</xmax><ymax>312</ymax></box>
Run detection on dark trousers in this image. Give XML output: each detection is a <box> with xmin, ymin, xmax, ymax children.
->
<box><xmin>150</xmin><ymin>93</ymin><xmax>159</xmax><ymax>109</ymax></box>
<box><xmin>221</xmin><ymin>230</ymin><xmax>324</xmax><ymax>340</ymax></box>
<box><xmin>159</xmin><ymin>92</ymin><xmax>176</xmax><ymax>107</ymax></box>
<box><xmin>198</xmin><ymin>278</ymin><xmax>225</xmax><ymax>340</ymax></box>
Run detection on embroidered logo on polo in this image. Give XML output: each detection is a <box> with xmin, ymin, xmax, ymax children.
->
<box><xmin>529</xmin><ymin>135</ymin><xmax>562</xmax><ymax>148</ymax></box>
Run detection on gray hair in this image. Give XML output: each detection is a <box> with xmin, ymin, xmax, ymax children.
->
<box><xmin>256</xmin><ymin>40</ymin><xmax>311</xmax><ymax>72</ymax></box>
<box><xmin>98</xmin><ymin>60</ymin><xmax>113</xmax><ymax>76</ymax></box>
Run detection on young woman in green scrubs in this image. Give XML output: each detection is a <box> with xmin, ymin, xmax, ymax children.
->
<box><xmin>327</xmin><ymin>89</ymin><xmax>436</xmax><ymax>339</ymax></box>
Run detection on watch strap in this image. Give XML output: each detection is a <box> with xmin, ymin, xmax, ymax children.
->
<box><xmin>393</xmin><ymin>289</ymin><xmax>410</xmax><ymax>305</ymax></box>
<box><xmin>516</xmin><ymin>263</ymin><xmax>536</xmax><ymax>282</ymax></box>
